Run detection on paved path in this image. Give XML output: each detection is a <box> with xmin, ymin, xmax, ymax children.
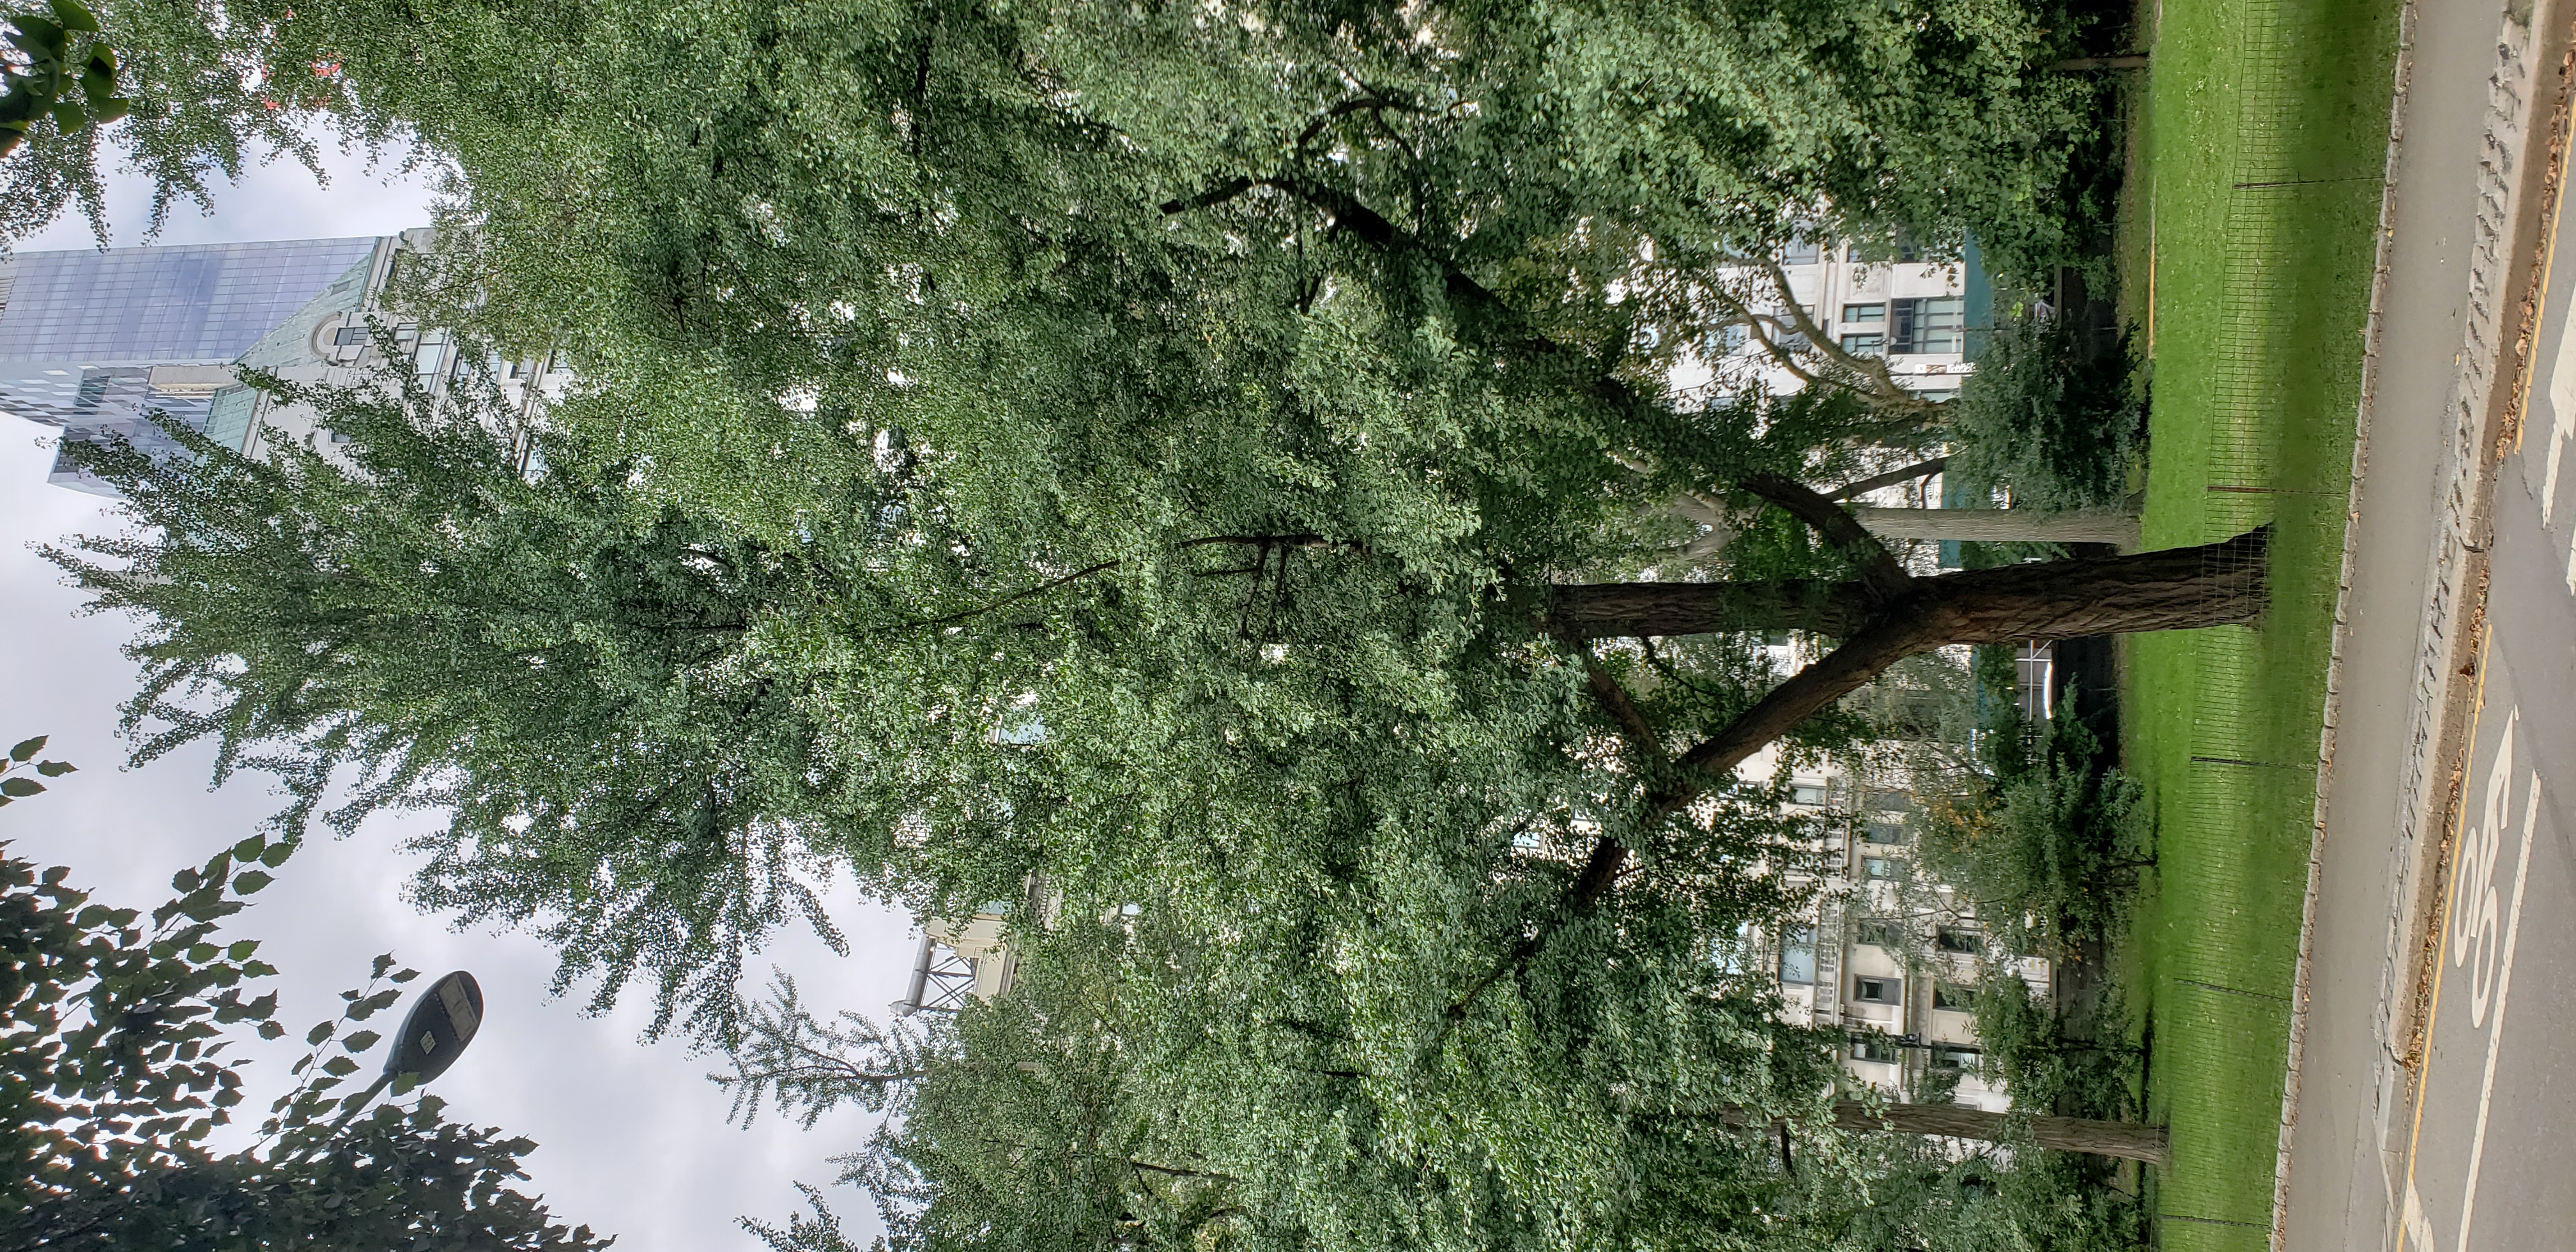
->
<box><xmin>2277</xmin><ymin>0</ymin><xmax>2576</xmax><ymax>1246</ymax></box>
<box><xmin>2277</xmin><ymin>0</ymin><xmax>2513</xmax><ymax>1245</ymax></box>
<box><xmin>2390</xmin><ymin>130</ymin><xmax>2576</xmax><ymax>1252</ymax></box>
<box><xmin>2280</xmin><ymin>2</ymin><xmax>2576</xmax><ymax>1249</ymax></box>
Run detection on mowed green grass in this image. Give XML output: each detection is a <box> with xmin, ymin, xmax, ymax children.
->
<box><xmin>2122</xmin><ymin>0</ymin><xmax>2398</xmax><ymax>1243</ymax></box>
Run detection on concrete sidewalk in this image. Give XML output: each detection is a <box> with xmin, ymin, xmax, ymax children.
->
<box><xmin>2274</xmin><ymin>2</ymin><xmax>2575</xmax><ymax>1250</ymax></box>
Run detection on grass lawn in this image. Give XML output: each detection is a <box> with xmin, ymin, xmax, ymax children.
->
<box><xmin>2120</xmin><ymin>0</ymin><xmax>2400</xmax><ymax>1244</ymax></box>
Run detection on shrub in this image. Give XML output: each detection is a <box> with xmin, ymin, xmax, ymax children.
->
<box><xmin>1917</xmin><ymin>698</ymin><xmax>2150</xmax><ymax>956</ymax></box>
<box><xmin>1945</xmin><ymin>313</ymin><xmax>2143</xmax><ymax>512</ymax></box>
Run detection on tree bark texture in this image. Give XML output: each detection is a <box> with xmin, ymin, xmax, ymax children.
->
<box><xmin>1549</xmin><ymin>527</ymin><xmax>2262</xmax><ymax>645</ymax></box>
<box><xmin>1829</xmin><ymin>1100</ymin><xmax>2170</xmax><ymax>1166</ymax></box>
<box><xmin>1548</xmin><ymin>579</ymin><xmax>1874</xmax><ymax>639</ymax></box>
<box><xmin>1851</xmin><ymin>506</ymin><xmax>2142</xmax><ymax>547</ymax></box>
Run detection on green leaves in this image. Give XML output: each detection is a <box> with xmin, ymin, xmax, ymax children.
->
<box><xmin>0</xmin><ymin>759</ymin><xmax>601</xmax><ymax>1248</ymax></box>
<box><xmin>47</xmin><ymin>0</ymin><xmax>97</xmax><ymax>33</ymax></box>
<box><xmin>0</xmin><ymin>0</ymin><xmax>126</xmax><ymax>158</ymax></box>
<box><xmin>0</xmin><ymin>735</ymin><xmax>72</xmax><ymax>805</ymax></box>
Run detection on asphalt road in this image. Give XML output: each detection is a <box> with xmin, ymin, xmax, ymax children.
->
<box><xmin>2391</xmin><ymin>137</ymin><xmax>2576</xmax><ymax>1252</ymax></box>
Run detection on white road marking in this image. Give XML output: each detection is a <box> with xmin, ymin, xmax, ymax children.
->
<box><xmin>2405</xmin><ymin>1177</ymin><xmax>2439</xmax><ymax>1251</ymax></box>
<box><xmin>2564</xmin><ymin>523</ymin><xmax>2576</xmax><ymax>597</ymax></box>
<box><xmin>2450</xmin><ymin>717</ymin><xmax>2513</xmax><ymax>1027</ymax></box>
<box><xmin>2453</xmin><ymin>760</ymin><xmax>2541</xmax><ymax>1252</ymax></box>
<box><xmin>2545</xmin><ymin>312</ymin><xmax>2576</xmax><ymax>525</ymax></box>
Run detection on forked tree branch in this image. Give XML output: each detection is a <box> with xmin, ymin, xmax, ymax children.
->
<box><xmin>1744</xmin><ymin>261</ymin><xmax>1941</xmax><ymax>419</ymax></box>
<box><xmin>1738</xmin><ymin>473</ymin><xmax>1911</xmax><ymax>603</ymax></box>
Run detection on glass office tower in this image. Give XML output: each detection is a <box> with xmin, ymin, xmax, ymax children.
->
<box><xmin>0</xmin><ymin>236</ymin><xmax>386</xmax><ymax>493</ymax></box>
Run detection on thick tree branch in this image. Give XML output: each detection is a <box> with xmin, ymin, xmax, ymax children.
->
<box><xmin>1832</xmin><ymin>456</ymin><xmax>1947</xmax><ymax>501</ymax></box>
<box><xmin>1739</xmin><ymin>473</ymin><xmax>1911</xmax><ymax>602</ymax></box>
<box><xmin>2053</xmin><ymin>54</ymin><xmax>2150</xmax><ymax>71</ymax></box>
<box><xmin>1292</xmin><ymin>94</ymin><xmax>1426</xmax><ymax>151</ymax></box>
<box><xmin>1159</xmin><ymin>178</ymin><xmax>1257</xmax><ymax>216</ymax></box>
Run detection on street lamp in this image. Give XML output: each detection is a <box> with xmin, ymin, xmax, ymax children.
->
<box><xmin>305</xmin><ymin>970</ymin><xmax>486</xmax><ymax>1143</ymax></box>
<box><xmin>383</xmin><ymin>968</ymin><xmax>485</xmax><ymax>1086</ymax></box>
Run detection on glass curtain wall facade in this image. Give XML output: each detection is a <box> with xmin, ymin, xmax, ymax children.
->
<box><xmin>0</xmin><ymin>237</ymin><xmax>385</xmax><ymax>494</ymax></box>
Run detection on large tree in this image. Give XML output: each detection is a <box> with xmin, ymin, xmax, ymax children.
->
<box><xmin>54</xmin><ymin>358</ymin><xmax>2257</xmax><ymax>1040</ymax></box>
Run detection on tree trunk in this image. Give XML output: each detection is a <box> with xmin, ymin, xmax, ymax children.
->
<box><xmin>1549</xmin><ymin>526</ymin><xmax>2261</xmax><ymax>646</ymax></box>
<box><xmin>1851</xmin><ymin>506</ymin><xmax>2141</xmax><ymax>547</ymax></box>
<box><xmin>1830</xmin><ymin>1100</ymin><xmax>2170</xmax><ymax>1166</ymax></box>
<box><xmin>1721</xmin><ymin>1101</ymin><xmax>2170</xmax><ymax>1164</ymax></box>
<box><xmin>1548</xmin><ymin>579</ymin><xmax>1872</xmax><ymax>639</ymax></box>
<box><xmin>2053</xmin><ymin>54</ymin><xmax>2151</xmax><ymax>70</ymax></box>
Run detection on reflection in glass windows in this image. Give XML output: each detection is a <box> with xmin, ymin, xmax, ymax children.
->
<box><xmin>1778</xmin><ymin>924</ymin><xmax>1818</xmax><ymax>984</ymax></box>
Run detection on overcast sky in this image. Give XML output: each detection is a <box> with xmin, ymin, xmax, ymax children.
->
<box><xmin>5</xmin><ymin>141</ymin><xmax>916</xmax><ymax>1249</ymax></box>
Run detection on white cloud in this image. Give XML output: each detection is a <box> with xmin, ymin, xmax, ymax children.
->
<box><xmin>0</xmin><ymin>145</ymin><xmax>912</xmax><ymax>1248</ymax></box>
<box><xmin>14</xmin><ymin>128</ymin><xmax>445</xmax><ymax>252</ymax></box>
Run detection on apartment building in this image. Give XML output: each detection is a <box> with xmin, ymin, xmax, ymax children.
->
<box><xmin>1692</xmin><ymin>236</ymin><xmax>1993</xmax><ymax>411</ymax></box>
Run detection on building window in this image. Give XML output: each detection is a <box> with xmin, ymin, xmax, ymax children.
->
<box><xmin>1779</xmin><ymin>925</ymin><xmax>1818</xmax><ymax>985</ymax></box>
<box><xmin>332</xmin><ymin>326</ymin><xmax>367</xmax><ymax>346</ymax></box>
<box><xmin>1709</xmin><ymin>323</ymin><xmax>1749</xmax><ymax>355</ymax></box>
<box><xmin>1782</xmin><ymin>238</ymin><xmax>1820</xmax><ymax>266</ymax></box>
<box><xmin>1932</xmin><ymin>982</ymin><xmax>1976</xmax><ymax>1011</ymax></box>
<box><xmin>1843</xmin><ymin>303</ymin><xmax>1886</xmax><ymax>324</ymax></box>
<box><xmin>1934</xmin><ymin>928</ymin><xmax>1986</xmax><ymax>955</ymax></box>
<box><xmin>1927</xmin><ymin>1044</ymin><xmax>1979</xmax><ymax>1071</ymax></box>
<box><xmin>1857</xmin><ymin>919</ymin><xmax>1903</xmax><ymax>949</ymax></box>
<box><xmin>1790</xmin><ymin>783</ymin><xmax>1827</xmax><ymax>807</ymax></box>
<box><xmin>1712</xmin><ymin>921</ymin><xmax>1759</xmax><ymax>974</ymax></box>
<box><xmin>1854</xmin><ymin>233</ymin><xmax>1924</xmax><ymax>264</ymax></box>
<box><xmin>1862</xmin><ymin>857</ymin><xmax>1901</xmax><ymax>880</ymax></box>
<box><xmin>1851</xmin><ymin>1033</ymin><xmax>1903</xmax><ymax>1064</ymax></box>
<box><xmin>1852</xmin><ymin>975</ymin><xmax>1902</xmax><ymax>1005</ymax></box>
<box><xmin>1839</xmin><ymin>332</ymin><xmax>1885</xmax><ymax>356</ymax></box>
<box><xmin>1889</xmin><ymin>296</ymin><xmax>1965</xmax><ymax>355</ymax></box>
<box><xmin>1864</xmin><ymin>814</ymin><xmax>1906</xmax><ymax>844</ymax></box>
